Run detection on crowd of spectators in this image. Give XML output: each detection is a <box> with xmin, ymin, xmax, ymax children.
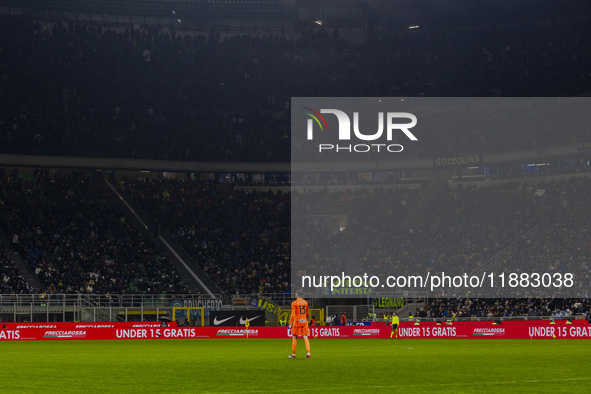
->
<box><xmin>294</xmin><ymin>176</ymin><xmax>591</xmax><ymax>317</ymax></box>
<box><xmin>0</xmin><ymin>16</ymin><xmax>590</xmax><ymax>162</ymax></box>
<box><xmin>0</xmin><ymin>247</ymin><xmax>32</xmax><ymax>294</ymax></box>
<box><xmin>117</xmin><ymin>177</ymin><xmax>227</xmax><ymax>236</ymax></box>
<box><xmin>119</xmin><ymin>177</ymin><xmax>291</xmax><ymax>294</ymax></box>
<box><xmin>347</xmin><ymin>177</ymin><xmax>591</xmax><ymax>285</ymax></box>
<box><xmin>2</xmin><ymin>169</ymin><xmax>591</xmax><ymax>318</ymax></box>
<box><xmin>115</xmin><ymin>173</ymin><xmax>591</xmax><ymax>321</ymax></box>
<box><xmin>425</xmin><ymin>297</ymin><xmax>591</xmax><ymax>319</ymax></box>
<box><xmin>115</xmin><ymin>173</ymin><xmax>591</xmax><ymax>318</ymax></box>
<box><xmin>496</xmin><ymin>178</ymin><xmax>591</xmax><ymax>298</ymax></box>
<box><xmin>292</xmin><ymin>186</ymin><xmax>420</xmax><ymax>276</ymax></box>
<box><xmin>0</xmin><ymin>169</ymin><xmax>188</xmax><ymax>296</ymax></box>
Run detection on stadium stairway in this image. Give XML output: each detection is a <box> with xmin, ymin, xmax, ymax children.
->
<box><xmin>156</xmin><ymin>235</ymin><xmax>223</xmax><ymax>297</ymax></box>
<box><xmin>100</xmin><ymin>177</ymin><xmax>223</xmax><ymax>298</ymax></box>
<box><xmin>394</xmin><ymin>300</ymin><xmax>427</xmax><ymax>319</ymax></box>
<box><xmin>0</xmin><ymin>227</ymin><xmax>43</xmax><ymax>293</ymax></box>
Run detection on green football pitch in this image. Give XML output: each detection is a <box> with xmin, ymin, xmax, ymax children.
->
<box><xmin>3</xmin><ymin>339</ymin><xmax>590</xmax><ymax>393</ymax></box>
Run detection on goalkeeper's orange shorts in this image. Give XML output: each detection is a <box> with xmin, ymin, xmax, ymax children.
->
<box><xmin>292</xmin><ymin>324</ymin><xmax>310</xmax><ymax>337</ymax></box>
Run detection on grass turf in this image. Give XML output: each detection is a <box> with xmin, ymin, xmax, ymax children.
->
<box><xmin>3</xmin><ymin>338</ymin><xmax>590</xmax><ymax>393</ymax></box>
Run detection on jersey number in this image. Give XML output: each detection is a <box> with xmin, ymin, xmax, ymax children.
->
<box><xmin>299</xmin><ymin>305</ymin><xmax>306</xmax><ymax>315</ymax></box>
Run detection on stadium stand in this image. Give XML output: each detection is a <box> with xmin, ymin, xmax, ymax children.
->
<box><xmin>0</xmin><ymin>170</ymin><xmax>189</xmax><ymax>295</ymax></box>
<box><xmin>117</xmin><ymin>177</ymin><xmax>291</xmax><ymax>294</ymax></box>
<box><xmin>357</xmin><ymin>177</ymin><xmax>591</xmax><ymax>278</ymax></box>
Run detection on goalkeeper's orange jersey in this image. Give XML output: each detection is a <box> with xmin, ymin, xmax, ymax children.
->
<box><xmin>290</xmin><ymin>298</ymin><xmax>309</xmax><ymax>326</ymax></box>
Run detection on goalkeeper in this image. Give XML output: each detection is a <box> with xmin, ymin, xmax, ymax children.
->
<box><xmin>288</xmin><ymin>289</ymin><xmax>311</xmax><ymax>358</ymax></box>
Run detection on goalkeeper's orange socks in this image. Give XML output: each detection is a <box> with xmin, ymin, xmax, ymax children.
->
<box><xmin>290</xmin><ymin>337</ymin><xmax>311</xmax><ymax>358</ymax></box>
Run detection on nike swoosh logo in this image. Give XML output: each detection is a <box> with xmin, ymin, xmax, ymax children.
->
<box><xmin>213</xmin><ymin>316</ymin><xmax>235</xmax><ymax>325</ymax></box>
<box><xmin>239</xmin><ymin>316</ymin><xmax>260</xmax><ymax>325</ymax></box>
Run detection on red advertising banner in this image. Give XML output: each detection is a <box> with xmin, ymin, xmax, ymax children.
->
<box><xmin>398</xmin><ymin>320</ymin><xmax>591</xmax><ymax>339</ymax></box>
<box><xmin>1</xmin><ymin>322</ymin><xmax>172</xmax><ymax>330</ymax></box>
<box><xmin>0</xmin><ymin>327</ymin><xmax>200</xmax><ymax>341</ymax></box>
<box><xmin>0</xmin><ymin>324</ymin><xmax>390</xmax><ymax>341</ymax></box>
<box><xmin>1</xmin><ymin>321</ymin><xmax>589</xmax><ymax>341</ymax></box>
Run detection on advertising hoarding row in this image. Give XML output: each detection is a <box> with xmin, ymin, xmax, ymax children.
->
<box><xmin>1</xmin><ymin>321</ymin><xmax>589</xmax><ymax>340</ymax></box>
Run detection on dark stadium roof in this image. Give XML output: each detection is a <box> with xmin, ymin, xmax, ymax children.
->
<box><xmin>1</xmin><ymin>0</ymin><xmax>589</xmax><ymax>26</ymax></box>
<box><xmin>0</xmin><ymin>0</ymin><xmax>291</xmax><ymax>20</ymax></box>
<box><xmin>362</xmin><ymin>0</ymin><xmax>591</xmax><ymax>28</ymax></box>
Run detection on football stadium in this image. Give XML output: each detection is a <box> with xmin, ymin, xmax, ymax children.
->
<box><xmin>1</xmin><ymin>0</ymin><xmax>591</xmax><ymax>392</ymax></box>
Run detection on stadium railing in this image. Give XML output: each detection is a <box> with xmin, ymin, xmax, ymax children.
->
<box><xmin>0</xmin><ymin>293</ymin><xmax>221</xmax><ymax>308</ymax></box>
<box><xmin>231</xmin><ymin>293</ymin><xmax>293</xmax><ymax>308</ymax></box>
<box><xmin>403</xmin><ymin>315</ymin><xmax>589</xmax><ymax>323</ymax></box>
<box><xmin>0</xmin><ymin>293</ymin><xmax>224</xmax><ymax>323</ymax></box>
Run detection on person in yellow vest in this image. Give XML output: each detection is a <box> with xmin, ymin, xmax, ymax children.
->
<box><xmin>390</xmin><ymin>312</ymin><xmax>400</xmax><ymax>339</ymax></box>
